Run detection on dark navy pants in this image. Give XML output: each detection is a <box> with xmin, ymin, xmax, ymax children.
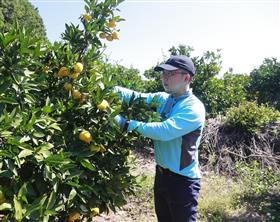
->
<box><xmin>154</xmin><ymin>165</ymin><xmax>201</xmax><ymax>222</ymax></box>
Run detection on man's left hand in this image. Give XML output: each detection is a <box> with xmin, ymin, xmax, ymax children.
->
<box><xmin>114</xmin><ymin>114</ymin><xmax>128</xmax><ymax>130</ymax></box>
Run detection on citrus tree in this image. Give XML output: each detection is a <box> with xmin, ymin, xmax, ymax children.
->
<box><xmin>0</xmin><ymin>0</ymin><xmax>146</xmax><ymax>221</ymax></box>
<box><xmin>249</xmin><ymin>58</ymin><xmax>280</xmax><ymax>111</ymax></box>
<box><xmin>0</xmin><ymin>0</ymin><xmax>47</xmax><ymax>40</ymax></box>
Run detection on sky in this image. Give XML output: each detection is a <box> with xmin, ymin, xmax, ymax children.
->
<box><xmin>30</xmin><ymin>0</ymin><xmax>280</xmax><ymax>76</ymax></box>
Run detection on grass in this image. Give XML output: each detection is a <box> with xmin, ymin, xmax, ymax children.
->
<box><xmin>100</xmin><ymin>155</ymin><xmax>280</xmax><ymax>222</ymax></box>
<box><xmin>131</xmin><ymin>171</ymin><xmax>280</xmax><ymax>222</ymax></box>
<box><xmin>198</xmin><ymin>172</ymin><xmax>245</xmax><ymax>222</ymax></box>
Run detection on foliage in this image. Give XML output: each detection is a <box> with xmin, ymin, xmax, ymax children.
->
<box><xmin>104</xmin><ymin>63</ymin><xmax>145</xmax><ymax>91</ymax></box>
<box><xmin>236</xmin><ymin>161</ymin><xmax>280</xmax><ymax>222</ymax></box>
<box><xmin>115</xmin><ymin>93</ymin><xmax>162</xmax><ymax>150</ymax></box>
<box><xmin>0</xmin><ymin>0</ymin><xmax>47</xmax><ymax>40</ymax></box>
<box><xmin>225</xmin><ymin>101</ymin><xmax>280</xmax><ymax>135</ymax></box>
<box><xmin>249</xmin><ymin>58</ymin><xmax>280</xmax><ymax>111</ymax></box>
<box><xmin>192</xmin><ymin>49</ymin><xmax>222</xmax><ymax>86</ymax></box>
<box><xmin>168</xmin><ymin>44</ymin><xmax>194</xmax><ymax>57</ymax></box>
<box><xmin>236</xmin><ymin>161</ymin><xmax>280</xmax><ymax>195</ymax></box>
<box><xmin>120</xmin><ymin>94</ymin><xmax>161</xmax><ymax>123</ymax></box>
<box><xmin>198</xmin><ymin>73</ymin><xmax>250</xmax><ymax>117</ymax></box>
<box><xmin>0</xmin><ymin>0</ymin><xmax>144</xmax><ymax>221</ymax></box>
<box><xmin>142</xmin><ymin>68</ymin><xmax>164</xmax><ymax>93</ymax></box>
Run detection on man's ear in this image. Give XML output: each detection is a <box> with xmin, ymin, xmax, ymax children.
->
<box><xmin>184</xmin><ymin>73</ymin><xmax>192</xmax><ymax>83</ymax></box>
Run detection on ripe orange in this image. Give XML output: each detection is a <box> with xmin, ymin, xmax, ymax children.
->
<box><xmin>112</xmin><ymin>31</ymin><xmax>119</xmax><ymax>40</ymax></box>
<box><xmin>68</xmin><ymin>212</ymin><xmax>80</xmax><ymax>222</ymax></box>
<box><xmin>69</xmin><ymin>72</ymin><xmax>80</xmax><ymax>79</ymax></box>
<box><xmin>58</xmin><ymin>67</ymin><xmax>69</xmax><ymax>77</ymax></box>
<box><xmin>97</xmin><ymin>100</ymin><xmax>109</xmax><ymax>111</ymax></box>
<box><xmin>106</xmin><ymin>35</ymin><xmax>113</xmax><ymax>42</ymax></box>
<box><xmin>91</xmin><ymin>207</ymin><xmax>100</xmax><ymax>216</ymax></box>
<box><xmin>79</xmin><ymin>130</ymin><xmax>93</xmax><ymax>143</ymax></box>
<box><xmin>83</xmin><ymin>13</ymin><xmax>92</xmax><ymax>22</ymax></box>
<box><xmin>73</xmin><ymin>62</ymin><xmax>83</xmax><ymax>73</ymax></box>
<box><xmin>107</xmin><ymin>20</ymin><xmax>116</xmax><ymax>28</ymax></box>
<box><xmin>72</xmin><ymin>90</ymin><xmax>82</xmax><ymax>100</ymax></box>
<box><xmin>64</xmin><ymin>83</ymin><xmax>72</xmax><ymax>91</ymax></box>
<box><xmin>99</xmin><ymin>32</ymin><xmax>107</xmax><ymax>39</ymax></box>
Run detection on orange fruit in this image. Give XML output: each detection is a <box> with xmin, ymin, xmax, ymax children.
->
<box><xmin>58</xmin><ymin>67</ymin><xmax>69</xmax><ymax>77</ymax></box>
<box><xmin>68</xmin><ymin>212</ymin><xmax>80</xmax><ymax>222</ymax></box>
<box><xmin>107</xmin><ymin>20</ymin><xmax>116</xmax><ymax>28</ymax></box>
<box><xmin>91</xmin><ymin>207</ymin><xmax>100</xmax><ymax>216</ymax></box>
<box><xmin>83</xmin><ymin>13</ymin><xmax>92</xmax><ymax>22</ymax></box>
<box><xmin>72</xmin><ymin>90</ymin><xmax>82</xmax><ymax>100</ymax></box>
<box><xmin>112</xmin><ymin>31</ymin><xmax>119</xmax><ymax>40</ymax></box>
<box><xmin>79</xmin><ymin>130</ymin><xmax>92</xmax><ymax>143</ymax></box>
<box><xmin>106</xmin><ymin>35</ymin><xmax>113</xmax><ymax>42</ymax></box>
<box><xmin>69</xmin><ymin>72</ymin><xmax>80</xmax><ymax>79</ymax></box>
<box><xmin>97</xmin><ymin>100</ymin><xmax>109</xmax><ymax>111</ymax></box>
<box><xmin>64</xmin><ymin>83</ymin><xmax>72</xmax><ymax>91</ymax></box>
<box><xmin>99</xmin><ymin>32</ymin><xmax>107</xmax><ymax>39</ymax></box>
<box><xmin>73</xmin><ymin>62</ymin><xmax>83</xmax><ymax>73</ymax></box>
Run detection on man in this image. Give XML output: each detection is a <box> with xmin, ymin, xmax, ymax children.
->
<box><xmin>114</xmin><ymin>55</ymin><xmax>205</xmax><ymax>222</ymax></box>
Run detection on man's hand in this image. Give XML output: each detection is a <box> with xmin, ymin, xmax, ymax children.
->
<box><xmin>114</xmin><ymin>114</ymin><xmax>128</xmax><ymax>130</ymax></box>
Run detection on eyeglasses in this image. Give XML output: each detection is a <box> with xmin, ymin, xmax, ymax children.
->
<box><xmin>161</xmin><ymin>70</ymin><xmax>187</xmax><ymax>78</ymax></box>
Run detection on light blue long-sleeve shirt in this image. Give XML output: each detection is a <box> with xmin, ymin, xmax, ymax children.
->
<box><xmin>114</xmin><ymin>86</ymin><xmax>205</xmax><ymax>179</ymax></box>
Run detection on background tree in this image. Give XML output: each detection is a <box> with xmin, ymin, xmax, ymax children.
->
<box><xmin>0</xmin><ymin>0</ymin><xmax>47</xmax><ymax>40</ymax></box>
<box><xmin>104</xmin><ymin>63</ymin><xmax>145</xmax><ymax>91</ymax></box>
<box><xmin>198</xmin><ymin>73</ymin><xmax>250</xmax><ymax>117</ymax></box>
<box><xmin>248</xmin><ymin>58</ymin><xmax>280</xmax><ymax>111</ymax></box>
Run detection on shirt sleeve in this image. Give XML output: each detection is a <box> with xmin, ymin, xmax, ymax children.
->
<box><xmin>128</xmin><ymin>102</ymin><xmax>205</xmax><ymax>141</ymax></box>
<box><xmin>113</xmin><ymin>86</ymin><xmax>166</xmax><ymax>105</ymax></box>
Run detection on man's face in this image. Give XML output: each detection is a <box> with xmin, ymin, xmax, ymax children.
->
<box><xmin>161</xmin><ymin>69</ymin><xmax>190</xmax><ymax>97</ymax></box>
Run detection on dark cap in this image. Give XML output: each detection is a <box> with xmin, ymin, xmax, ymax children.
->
<box><xmin>154</xmin><ymin>55</ymin><xmax>196</xmax><ymax>75</ymax></box>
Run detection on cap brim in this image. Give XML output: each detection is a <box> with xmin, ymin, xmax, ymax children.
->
<box><xmin>154</xmin><ymin>64</ymin><xmax>179</xmax><ymax>72</ymax></box>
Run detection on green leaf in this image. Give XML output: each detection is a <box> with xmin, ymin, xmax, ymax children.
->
<box><xmin>98</xmin><ymin>81</ymin><xmax>105</xmax><ymax>90</ymax></box>
<box><xmin>68</xmin><ymin>188</ymin><xmax>77</xmax><ymax>203</ymax></box>
<box><xmin>7</xmin><ymin>159</ymin><xmax>18</xmax><ymax>176</ymax></box>
<box><xmin>0</xmin><ymin>202</ymin><xmax>12</xmax><ymax>211</ymax></box>
<box><xmin>46</xmin><ymin>191</ymin><xmax>56</xmax><ymax>210</ymax></box>
<box><xmin>48</xmin><ymin>123</ymin><xmax>62</xmax><ymax>131</ymax></box>
<box><xmin>18</xmin><ymin>149</ymin><xmax>33</xmax><ymax>159</ymax></box>
<box><xmin>13</xmin><ymin>195</ymin><xmax>23</xmax><ymax>221</ymax></box>
<box><xmin>80</xmin><ymin>159</ymin><xmax>96</xmax><ymax>171</ymax></box>
<box><xmin>44</xmin><ymin>154</ymin><xmax>71</xmax><ymax>165</ymax></box>
<box><xmin>0</xmin><ymin>97</ymin><xmax>18</xmax><ymax>105</ymax></box>
<box><xmin>18</xmin><ymin>183</ymin><xmax>28</xmax><ymax>204</ymax></box>
<box><xmin>71</xmin><ymin>150</ymin><xmax>95</xmax><ymax>158</ymax></box>
<box><xmin>0</xmin><ymin>131</ymin><xmax>13</xmax><ymax>137</ymax></box>
<box><xmin>19</xmin><ymin>135</ymin><xmax>31</xmax><ymax>143</ymax></box>
<box><xmin>42</xmin><ymin>105</ymin><xmax>52</xmax><ymax>114</ymax></box>
<box><xmin>33</xmin><ymin>131</ymin><xmax>45</xmax><ymax>138</ymax></box>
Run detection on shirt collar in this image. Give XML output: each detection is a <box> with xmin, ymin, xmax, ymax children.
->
<box><xmin>172</xmin><ymin>91</ymin><xmax>191</xmax><ymax>103</ymax></box>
